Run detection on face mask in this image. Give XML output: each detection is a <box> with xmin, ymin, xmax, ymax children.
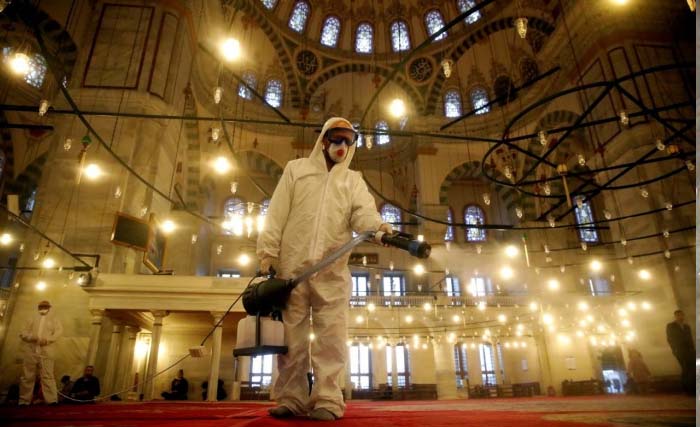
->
<box><xmin>327</xmin><ymin>142</ymin><xmax>348</xmax><ymax>163</ymax></box>
<box><xmin>39</xmin><ymin>309</ymin><xmax>49</xmax><ymax>315</ymax></box>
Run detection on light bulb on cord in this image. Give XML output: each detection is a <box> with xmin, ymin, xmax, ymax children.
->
<box><xmin>665</xmin><ymin>201</ymin><xmax>673</xmax><ymax>211</ymax></box>
<box><xmin>440</xmin><ymin>59</ymin><xmax>453</xmax><ymax>78</ymax></box>
<box><xmin>83</xmin><ymin>163</ymin><xmax>103</xmax><ymax>180</ymax></box>
<box><xmin>35</xmin><ymin>281</ymin><xmax>47</xmax><ymax>291</ymax></box>
<box><xmin>237</xmin><ymin>253</ymin><xmax>251</xmax><ymax>266</ymax></box>
<box><xmin>577</xmin><ymin>154</ymin><xmax>586</xmax><ymax>166</ymax></box>
<box><xmin>543</xmin><ymin>182</ymin><xmax>551</xmax><ymax>195</ymax></box>
<box><xmin>214</xmin><ymin>87</ymin><xmax>223</xmax><ymax>104</ymax></box>
<box><xmin>619</xmin><ymin>110</ymin><xmax>629</xmax><ymax>125</ymax></box>
<box><xmin>9</xmin><ymin>52</ymin><xmax>30</xmax><ymax>75</ymax></box>
<box><xmin>423</xmin><ymin>302</ymin><xmax>432</xmax><ymax>312</ymax></box>
<box><xmin>547</xmin><ymin>279</ymin><xmax>559</xmax><ymax>291</ymax></box>
<box><xmin>161</xmin><ymin>220</ymin><xmax>176</xmax><ymax>233</ymax></box>
<box><xmin>365</xmin><ymin>135</ymin><xmax>373</xmax><ymax>150</ymax></box>
<box><xmin>638</xmin><ymin>269</ymin><xmax>651</xmax><ymax>280</ymax></box>
<box><xmin>221</xmin><ymin>38</ymin><xmax>241</xmax><ymax>61</ymax></box>
<box><xmin>230</xmin><ymin>181</ymin><xmax>238</xmax><ymax>194</ymax></box>
<box><xmin>538</xmin><ymin>130</ymin><xmax>548</xmax><ymax>146</ymax></box>
<box><xmin>590</xmin><ymin>260</ymin><xmax>602</xmax><ymax>272</ymax></box>
<box><xmin>413</xmin><ymin>264</ymin><xmax>425</xmax><ymax>275</ymax></box>
<box><xmin>639</xmin><ymin>187</ymin><xmax>649</xmax><ymax>198</ymax></box>
<box><xmin>500</xmin><ymin>266</ymin><xmax>514</xmax><ymax>280</ymax></box>
<box><xmin>211</xmin><ymin>127</ymin><xmax>220</xmax><ymax>142</ymax></box>
<box><xmin>504</xmin><ymin>245</ymin><xmax>519</xmax><ymax>258</ymax></box>
<box><xmin>603</xmin><ymin>209</ymin><xmax>612</xmax><ymax>220</ymax></box>
<box><xmin>482</xmin><ymin>193</ymin><xmax>491</xmax><ymax>205</ymax></box>
<box><xmin>0</xmin><ymin>233</ymin><xmax>12</xmax><ymax>245</ymax></box>
<box><xmin>685</xmin><ymin>160</ymin><xmax>695</xmax><ymax>171</ymax></box>
<box><xmin>42</xmin><ymin>257</ymin><xmax>55</xmax><ymax>269</ymax></box>
<box><xmin>38</xmin><ymin>100</ymin><xmax>49</xmax><ymax>117</ymax></box>
<box><xmin>655</xmin><ymin>138</ymin><xmax>666</xmax><ymax>151</ymax></box>
<box><xmin>212</xmin><ymin>156</ymin><xmax>232</xmax><ymax>174</ymax></box>
<box><xmin>515</xmin><ymin>206</ymin><xmax>523</xmax><ymax>219</ymax></box>
<box><xmin>547</xmin><ymin>214</ymin><xmax>556</xmax><ymax>228</ymax></box>
<box><xmin>64</xmin><ymin>138</ymin><xmax>73</xmax><ymax>151</ymax></box>
<box><xmin>389</xmin><ymin>98</ymin><xmax>406</xmax><ymax>117</ymax></box>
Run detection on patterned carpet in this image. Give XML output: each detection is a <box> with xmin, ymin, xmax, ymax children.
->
<box><xmin>0</xmin><ymin>395</ymin><xmax>694</xmax><ymax>427</ymax></box>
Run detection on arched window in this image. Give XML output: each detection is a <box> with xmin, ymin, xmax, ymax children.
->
<box><xmin>355</xmin><ymin>22</ymin><xmax>374</xmax><ymax>53</ymax></box>
<box><xmin>445</xmin><ymin>208</ymin><xmax>455</xmax><ymax>242</ymax></box>
<box><xmin>238</xmin><ymin>71</ymin><xmax>257</xmax><ymax>100</ymax></box>
<box><xmin>375</xmin><ymin>120</ymin><xmax>390</xmax><ymax>145</ymax></box>
<box><xmin>224</xmin><ymin>197</ymin><xmax>246</xmax><ymax>217</ymax></box>
<box><xmin>390</xmin><ymin>20</ymin><xmax>411</xmax><ymax>52</ymax></box>
<box><xmin>519</xmin><ymin>57</ymin><xmax>539</xmax><ymax>83</ymax></box>
<box><xmin>457</xmin><ymin>0</ymin><xmax>481</xmax><ymax>25</ymax></box>
<box><xmin>288</xmin><ymin>1</ymin><xmax>310</xmax><ymax>33</ymax></box>
<box><xmin>261</xmin><ymin>0</ymin><xmax>277</xmax><ymax>9</ymax></box>
<box><xmin>470</xmin><ymin>87</ymin><xmax>490</xmax><ymax>115</ymax></box>
<box><xmin>464</xmin><ymin>205</ymin><xmax>486</xmax><ymax>242</ymax></box>
<box><xmin>2</xmin><ymin>49</ymin><xmax>47</xmax><ymax>89</ymax></box>
<box><xmin>493</xmin><ymin>75</ymin><xmax>516</xmax><ymax>106</ymax></box>
<box><xmin>264</xmin><ymin>79</ymin><xmax>283</xmax><ymax>107</ymax></box>
<box><xmin>320</xmin><ymin>16</ymin><xmax>341</xmax><ymax>47</ymax></box>
<box><xmin>352</xmin><ymin>122</ymin><xmax>364</xmax><ymax>147</ymax></box>
<box><xmin>574</xmin><ymin>200</ymin><xmax>599</xmax><ymax>243</ymax></box>
<box><xmin>424</xmin><ymin>9</ymin><xmax>448</xmax><ymax>41</ymax></box>
<box><xmin>380</xmin><ymin>204</ymin><xmax>402</xmax><ymax>232</ymax></box>
<box><xmin>444</xmin><ymin>90</ymin><xmax>463</xmax><ymax>118</ymax></box>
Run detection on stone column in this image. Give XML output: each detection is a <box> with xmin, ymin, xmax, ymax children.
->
<box><xmin>533</xmin><ymin>332</ymin><xmax>553</xmax><ymax>394</ymax></box>
<box><xmin>207</xmin><ymin>312</ymin><xmax>224</xmax><ymax>401</ymax></box>
<box><xmin>432</xmin><ymin>340</ymin><xmax>458</xmax><ymax>399</ymax></box>
<box><xmin>86</xmin><ymin>309</ymin><xmax>105</xmax><ymax>366</ymax></box>
<box><xmin>102</xmin><ymin>324</ymin><xmax>123</xmax><ymax>394</ymax></box>
<box><xmin>118</xmin><ymin>325</ymin><xmax>140</xmax><ymax>399</ymax></box>
<box><xmin>390</xmin><ymin>343</ymin><xmax>399</xmax><ymax>398</ymax></box>
<box><xmin>344</xmin><ymin>344</ymin><xmax>352</xmax><ymax>401</ymax></box>
<box><xmin>492</xmin><ymin>340</ymin><xmax>503</xmax><ymax>385</ymax></box>
<box><xmin>144</xmin><ymin>311</ymin><xmax>168</xmax><ymax>400</ymax></box>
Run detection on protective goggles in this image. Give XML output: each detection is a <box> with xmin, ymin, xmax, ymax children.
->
<box><xmin>324</xmin><ymin>128</ymin><xmax>358</xmax><ymax>146</ymax></box>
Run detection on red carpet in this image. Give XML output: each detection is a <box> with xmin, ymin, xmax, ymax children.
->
<box><xmin>0</xmin><ymin>396</ymin><xmax>694</xmax><ymax>427</ymax></box>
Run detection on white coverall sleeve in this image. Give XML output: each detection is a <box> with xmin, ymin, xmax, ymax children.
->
<box><xmin>350</xmin><ymin>176</ymin><xmax>383</xmax><ymax>233</ymax></box>
<box><xmin>19</xmin><ymin>319</ymin><xmax>34</xmax><ymax>342</ymax></box>
<box><xmin>257</xmin><ymin>164</ymin><xmax>294</xmax><ymax>260</ymax></box>
<box><xmin>46</xmin><ymin>319</ymin><xmax>63</xmax><ymax>344</ymax></box>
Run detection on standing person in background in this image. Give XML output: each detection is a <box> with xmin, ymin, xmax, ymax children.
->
<box><xmin>665</xmin><ymin>309</ymin><xmax>695</xmax><ymax>395</ymax></box>
<box><xmin>19</xmin><ymin>301</ymin><xmax>62</xmax><ymax>406</ymax></box>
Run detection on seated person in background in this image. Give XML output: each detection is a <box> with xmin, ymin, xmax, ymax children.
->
<box><xmin>58</xmin><ymin>376</ymin><xmax>73</xmax><ymax>403</ymax></box>
<box><xmin>4</xmin><ymin>383</ymin><xmax>20</xmax><ymax>406</ymax></box>
<box><xmin>201</xmin><ymin>379</ymin><xmax>227</xmax><ymax>401</ymax></box>
<box><xmin>161</xmin><ymin>369</ymin><xmax>188</xmax><ymax>400</ymax></box>
<box><xmin>70</xmin><ymin>366</ymin><xmax>100</xmax><ymax>403</ymax></box>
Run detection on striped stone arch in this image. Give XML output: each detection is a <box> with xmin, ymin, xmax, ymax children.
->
<box><xmin>424</xmin><ymin>16</ymin><xmax>555</xmax><ymax>115</ymax></box>
<box><xmin>439</xmin><ymin>160</ymin><xmax>519</xmax><ymax>212</ymax></box>
<box><xmin>2</xmin><ymin>2</ymin><xmax>79</xmax><ymax>82</ymax></box>
<box><xmin>303</xmin><ymin>63</ymin><xmax>424</xmax><ymax>113</ymax></box>
<box><xmin>226</xmin><ymin>0</ymin><xmax>301</xmax><ymax>107</ymax></box>
<box><xmin>236</xmin><ymin>150</ymin><xmax>283</xmax><ymax>181</ymax></box>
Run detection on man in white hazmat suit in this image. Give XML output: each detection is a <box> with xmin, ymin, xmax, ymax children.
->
<box><xmin>19</xmin><ymin>300</ymin><xmax>63</xmax><ymax>405</ymax></box>
<box><xmin>257</xmin><ymin>117</ymin><xmax>392</xmax><ymax>421</ymax></box>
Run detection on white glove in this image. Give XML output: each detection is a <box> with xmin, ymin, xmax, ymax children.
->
<box><xmin>259</xmin><ymin>257</ymin><xmax>278</xmax><ymax>275</ymax></box>
<box><xmin>378</xmin><ymin>223</ymin><xmax>393</xmax><ymax>234</ymax></box>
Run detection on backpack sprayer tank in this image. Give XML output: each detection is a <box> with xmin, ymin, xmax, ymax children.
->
<box><xmin>233</xmin><ymin>231</ymin><xmax>431</xmax><ymax>357</ymax></box>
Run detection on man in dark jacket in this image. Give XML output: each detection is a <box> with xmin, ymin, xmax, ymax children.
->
<box><xmin>161</xmin><ymin>369</ymin><xmax>189</xmax><ymax>400</ymax></box>
<box><xmin>665</xmin><ymin>310</ymin><xmax>695</xmax><ymax>395</ymax></box>
<box><xmin>70</xmin><ymin>366</ymin><xmax>100</xmax><ymax>403</ymax></box>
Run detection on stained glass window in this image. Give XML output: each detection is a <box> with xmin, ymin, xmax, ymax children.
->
<box><xmin>2</xmin><ymin>48</ymin><xmax>47</xmax><ymax>89</ymax></box>
<box><xmin>470</xmin><ymin>87</ymin><xmax>490</xmax><ymax>115</ymax></box>
<box><xmin>320</xmin><ymin>16</ymin><xmax>341</xmax><ymax>47</ymax></box>
<box><xmin>238</xmin><ymin>71</ymin><xmax>257</xmax><ymax>100</ymax></box>
<box><xmin>288</xmin><ymin>1</ymin><xmax>310</xmax><ymax>33</ymax></box>
<box><xmin>380</xmin><ymin>203</ymin><xmax>402</xmax><ymax>231</ymax></box>
<box><xmin>464</xmin><ymin>205</ymin><xmax>486</xmax><ymax>242</ymax></box>
<box><xmin>574</xmin><ymin>200</ymin><xmax>599</xmax><ymax>243</ymax></box>
<box><xmin>264</xmin><ymin>79</ymin><xmax>283</xmax><ymax>108</ymax></box>
<box><xmin>444</xmin><ymin>90</ymin><xmax>463</xmax><ymax>118</ymax></box>
<box><xmin>375</xmin><ymin>120</ymin><xmax>390</xmax><ymax>146</ymax></box>
<box><xmin>261</xmin><ymin>0</ymin><xmax>277</xmax><ymax>9</ymax></box>
<box><xmin>445</xmin><ymin>208</ymin><xmax>455</xmax><ymax>241</ymax></box>
<box><xmin>425</xmin><ymin>9</ymin><xmax>447</xmax><ymax>42</ymax></box>
<box><xmin>355</xmin><ymin>22</ymin><xmax>374</xmax><ymax>53</ymax></box>
<box><xmin>390</xmin><ymin>20</ymin><xmax>411</xmax><ymax>52</ymax></box>
<box><xmin>383</xmin><ymin>272</ymin><xmax>405</xmax><ymax>298</ymax></box>
<box><xmin>457</xmin><ymin>0</ymin><xmax>482</xmax><ymax>25</ymax></box>
<box><xmin>446</xmin><ymin>276</ymin><xmax>460</xmax><ymax>297</ymax></box>
<box><xmin>468</xmin><ymin>276</ymin><xmax>493</xmax><ymax>297</ymax></box>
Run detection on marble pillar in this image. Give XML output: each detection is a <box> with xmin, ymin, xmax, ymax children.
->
<box><xmin>86</xmin><ymin>309</ymin><xmax>105</xmax><ymax>366</ymax></box>
<box><xmin>102</xmin><ymin>324</ymin><xmax>123</xmax><ymax>394</ymax></box>
<box><xmin>432</xmin><ymin>340</ymin><xmax>458</xmax><ymax>399</ymax></box>
<box><xmin>207</xmin><ymin>312</ymin><xmax>224</xmax><ymax>401</ymax></box>
<box><xmin>144</xmin><ymin>311</ymin><xmax>168</xmax><ymax>400</ymax></box>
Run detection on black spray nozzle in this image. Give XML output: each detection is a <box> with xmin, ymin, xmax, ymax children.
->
<box><xmin>380</xmin><ymin>232</ymin><xmax>431</xmax><ymax>259</ymax></box>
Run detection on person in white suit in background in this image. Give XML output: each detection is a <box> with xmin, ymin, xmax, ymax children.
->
<box><xmin>257</xmin><ymin>117</ymin><xmax>391</xmax><ymax>421</ymax></box>
<box><xmin>19</xmin><ymin>300</ymin><xmax>63</xmax><ymax>405</ymax></box>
